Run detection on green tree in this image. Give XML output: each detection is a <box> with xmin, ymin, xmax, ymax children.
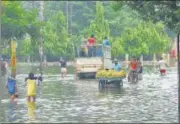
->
<box><xmin>111</xmin><ymin>37</ymin><xmax>124</xmax><ymax>58</ymax></box>
<box><xmin>1</xmin><ymin>1</ymin><xmax>40</xmax><ymax>61</ymax></box>
<box><xmin>42</xmin><ymin>11</ymin><xmax>69</xmax><ymax>56</ymax></box>
<box><xmin>1</xmin><ymin>1</ymin><xmax>39</xmax><ymax>39</ymax></box>
<box><xmin>86</xmin><ymin>1</ymin><xmax>110</xmax><ymax>42</ymax></box>
<box><xmin>43</xmin><ymin>1</ymin><xmax>96</xmax><ymax>35</ymax></box>
<box><xmin>113</xmin><ymin>1</ymin><xmax>180</xmax><ymax>34</ymax></box>
<box><xmin>105</xmin><ymin>4</ymin><xmax>141</xmax><ymax>37</ymax></box>
<box><xmin>118</xmin><ymin>21</ymin><xmax>170</xmax><ymax>57</ymax></box>
<box><xmin>17</xmin><ymin>34</ymin><xmax>31</xmax><ymax>57</ymax></box>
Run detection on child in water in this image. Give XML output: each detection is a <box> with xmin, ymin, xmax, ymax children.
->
<box><xmin>6</xmin><ymin>73</ymin><xmax>18</xmax><ymax>102</ymax></box>
<box><xmin>25</xmin><ymin>73</ymin><xmax>42</xmax><ymax>102</ymax></box>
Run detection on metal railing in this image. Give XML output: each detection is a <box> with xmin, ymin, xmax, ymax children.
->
<box><xmin>76</xmin><ymin>44</ymin><xmax>105</xmax><ymax>58</ymax></box>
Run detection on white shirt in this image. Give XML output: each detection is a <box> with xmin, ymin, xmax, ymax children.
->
<box><xmin>159</xmin><ymin>60</ymin><xmax>166</xmax><ymax>69</ymax></box>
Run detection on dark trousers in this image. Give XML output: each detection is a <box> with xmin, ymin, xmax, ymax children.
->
<box><xmin>88</xmin><ymin>46</ymin><xmax>96</xmax><ymax>57</ymax></box>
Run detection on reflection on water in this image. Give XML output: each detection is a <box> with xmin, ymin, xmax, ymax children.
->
<box><xmin>99</xmin><ymin>87</ymin><xmax>125</xmax><ymax>95</ymax></box>
<box><xmin>27</xmin><ymin>102</ymin><xmax>36</xmax><ymax>121</ymax></box>
<box><xmin>0</xmin><ymin>67</ymin><xmax>178</xmax><ymax>123</ymax></box>
<box><xmin>8</xmin><ymin>101</ymin><xmax>17</xmax><ymax>122</ymax></box>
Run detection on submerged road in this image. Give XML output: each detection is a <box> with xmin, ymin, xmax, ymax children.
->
<box><xmin>0</xmin><ymin>66</ymin><xmax>178</xmax><ymax>123</ymax></box>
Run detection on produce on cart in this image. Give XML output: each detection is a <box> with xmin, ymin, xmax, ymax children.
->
<box><xmin>96</xmin><ymin>69</ymin><xmax>126</xmax><ymax>78</ymax></box>
<box><xmin>96</xmin><ymin>69</ymin><xmax>126</xmax><ymax>88</ymax></box>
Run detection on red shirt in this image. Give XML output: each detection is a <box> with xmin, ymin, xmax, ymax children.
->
<box><xmin>88</xmin><ymin>37</ymin><xmax>96</xmax><ymax>45</ymax></box>
<box><xmin>130</xmin><ymin>61</ymin><xmax>137</xmax><ymax>71</ymax></box>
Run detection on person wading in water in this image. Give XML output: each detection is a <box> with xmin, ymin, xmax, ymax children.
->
<box><xmin>25</xmin><ymin>73</ymin><xmax>42</xmax><ymax>103</ymax></box>
<box><xmin>59</xmin><ymin>57</ymin><xmax>67</xmax><ymax>79</ymax></box>
<box><xmin>6</xmin><ymin>73</ymin><xmax>18</xmax><ymax>102</ymax></box>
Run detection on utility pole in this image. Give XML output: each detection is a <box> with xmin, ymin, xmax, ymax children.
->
<box><xmin>39</xmin><ymin>1</ymin><xmax>44</xmax><ymax>76</ymax></box>
<box><xmin>0</xmin><ymin>28</ymin><xmax>1</xmax><ymax>65</ymax></box>
<box><xmin>177</xmin><ymin>33</ymin><xmax>180</xmax><ymax>123</ymax></box>
<box><xmin>70</xmin><ymin>2</ymin><xmax>75</xmax><ymax>59</ymax></box>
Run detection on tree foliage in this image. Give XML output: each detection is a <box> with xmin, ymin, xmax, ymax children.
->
<box><xmin>1</xmin><ymin>1</ymin><xmax>39</xmax><ymax>39</ymax></box>
<box><xmin>86</xmin><ymin>1</ymin><xmax>110</xmax><ymax>42</ymax></box>
<box><xmin>113</xmin><ymin>1</ymin><xmax>180</xmax><ymax>34</ymax></box>
<box><xmin>1</xmin><ymin>1</ymin><xmax>174</xmax><ymax>60</ymax></box>
<box><xmin>17</xmin><ymin>34</ymin><xmax>31</xmax><ymax>56</ymax></box>
<box><xmin>42</xmin><ymin>11</ymin><xmax>69</xmax><ymax>56</ymax></box>
<box><xmin>113</xmin><ymin>21</ymin><xmax>171</xmax><ymax>57</ymax></box>
<box><xmin>105</xmin><ymin>4</ymin><xmax>142</xmax><ymax>37</ymax></box>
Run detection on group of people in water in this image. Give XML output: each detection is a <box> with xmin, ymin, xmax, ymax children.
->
<box><xmin>6</xmin><ymin>72</ymin><xmax>42</xmax><ymax>103</ymax></box>
<box><xmin>1</xmin><ymin>33</ymin><xmax>168</xmax><ymax>104</ymax></box>
<box><xmin>113</xmin><ymin>55</ymin><xmax>168</xmax><ymax>82</ymax></box>
<box><xmin>112</xmin><ymin>56</ymin><xmax>143</xmax><ymax>82</ymax></box>
<box><xmin>4</xmin><ymin>57</ymin><xmax>67</xmax><ymax>104</ymax></box>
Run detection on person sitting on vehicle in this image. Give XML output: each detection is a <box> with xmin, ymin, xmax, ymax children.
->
<box><xmin>81</xmin><ymin>35</ymin><xmax>88</xmax><ymax>45</ymax></box>
<box><xmin>113</xmin><ymin>59</ymin><xmax>121</xmax><ymax>72</ymax></box>
<box><xmin>80</xmin><ymin>46</ymin><xmax>87</xmax><ymax>57</ymax></box>
<box><xmin>128</xmin><ymin>56</ymin><xmax>138</xmax><ymax>82</ymax></box>
<box><xmin>102</xmin><ymin>36</ymin><xmax>110</xmax><ymax>46</ymax></box>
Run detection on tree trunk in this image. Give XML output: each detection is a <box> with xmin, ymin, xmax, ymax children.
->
<box><xmin>140</xmin><ymin>55</ymin><xmax>143</xmax><ymax>66</ymax></box>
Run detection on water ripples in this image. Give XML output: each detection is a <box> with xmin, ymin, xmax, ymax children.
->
<box><xmin>0</xmin><ymin>68</ymin><xmax>178</xmax><ymax>123</ymax></box>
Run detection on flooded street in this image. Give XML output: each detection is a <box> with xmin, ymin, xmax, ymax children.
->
<box><xmin>0</xmin><ymin>66</ymin><xmax>178</xmax><ymax>123</ymax></box>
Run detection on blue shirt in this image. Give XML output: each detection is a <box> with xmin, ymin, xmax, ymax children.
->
<box><xmin>7</xmin><ymin>77</ymin><xmax>16</xmax><ymax>94</ymax></box>
<box><xmin>113</xmin><ymin>64</ymin><xmax>121</xmax><ymax>71</ymax></box>
<box><xmin>103</xmin><ymin>39</ymin><xmax>110</xmax><ymax>46</ymax></box>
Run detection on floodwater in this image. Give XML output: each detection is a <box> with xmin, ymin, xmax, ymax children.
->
<box><xmin>0</xmin><ymin>66</ymin><xmax>178</xmax><ymax>123</ymax></box>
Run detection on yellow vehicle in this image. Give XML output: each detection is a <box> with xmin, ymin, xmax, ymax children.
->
<box><xmin>75</xmin><ymin>44</ymin><xmax>112</xmax><ymax>79</ymax></box>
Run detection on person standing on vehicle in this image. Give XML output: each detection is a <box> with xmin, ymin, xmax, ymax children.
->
<box><xmin>59</xmin><ymin>58</ymin><xmax>67</xmax><ymax>79</ymax></box>
<box><xmin>87</xmin><ymin>34</ymin><xmax>96</xmax><ymax>57</ymax></box>
<box><xmin>128</xmin><ymin>56</ymin><xmax>138</xmax><ymax>82</ymax></box>
<box><xmin>80</xmin><ymin>35</ymin><xmax>88</xmax><ymax>57</ymax></box>
<box><xmin>88</xmin><ymin>34</ymin><xmax>96</xmax><ymax>45</ymax></box>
